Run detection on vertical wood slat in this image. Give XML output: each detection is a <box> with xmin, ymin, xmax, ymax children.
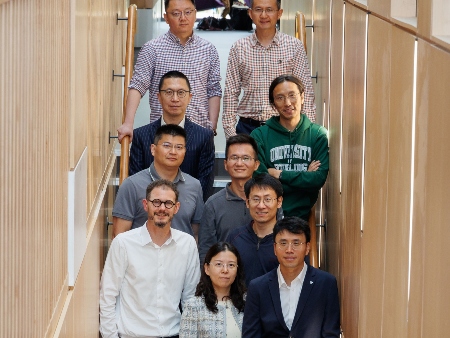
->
<box><xmin>416</xmin><ymin>41</ymin><xmax>450</xmax><ymax>338</ymax></box>
<box><xmin>340</xmin><ymin>4</ymin><xmax>367</xmax><ymax>337</ymax></box>
<box><xmin>359</xmin><ymin>14</ymin><xmax>391</xmax><ymax>338</ymax></box>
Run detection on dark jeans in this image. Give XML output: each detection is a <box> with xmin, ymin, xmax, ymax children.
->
<box><xmin>236</xmin><ymin>118</ymin><xmax>264</xmax><ymax>135</ymax></box>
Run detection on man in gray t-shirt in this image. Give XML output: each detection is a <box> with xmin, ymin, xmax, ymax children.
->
<box><xmin>198</xmin><ymin>134</ymin><xmax>260</xmax><ymax>263</ymax></box>
<box><xmin>112</xmin><ymin>124</ymin><xmax>204</xmax><ymax>239</ymax></box>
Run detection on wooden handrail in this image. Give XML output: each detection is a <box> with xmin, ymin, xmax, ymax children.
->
<box><xmin>119</xmin><ymin>5</ymin><xmax>137</xmax><ymax>185</ymax></box>
<box><xmin>295</xmin><ymin>11</ymin><xmax>308</xmax><ymax>55</ymax></box>
<box><xmin>308</xmin><ymin>205</ymin><xmax>318</xmax><ymax>268</ymax></box>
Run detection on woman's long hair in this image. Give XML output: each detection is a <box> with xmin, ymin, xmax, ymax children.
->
<box><xmin>195</xmin><ymin>242</ymin><xmax>246</xmax><ymax>313</ymax></box>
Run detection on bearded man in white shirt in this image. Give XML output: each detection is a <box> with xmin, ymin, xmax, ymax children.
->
<box><xmin>100</xmin><ymin>180</ymin><xmax>200</xmax><ymax>338</ymax></box>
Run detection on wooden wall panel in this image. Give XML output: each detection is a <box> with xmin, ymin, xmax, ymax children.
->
<box><xmin>367</xmin><ymin>0</ymin><xmax>390</xmax><ymax>18</ymax></box>
<box><xmin>0</xmin><ymin>1</ymin><xmax>70</xmax><ymax>336</ymax></box>
<box><xmin>0</xmin><ymin>0</ymin><xmax>123</xmax><ymax>336</ymax></box>
<box><xmin>280</xmin><ymin>0</ymin><xmax>313</xmax><ymax>75</ymax></box>
<box><xmin>312</xmin><ymin>0</ymin><xmax>332</xmax><ymax>124</ymax></box>
<box><xmin>381</xmin><ymin>27</ymin><xmax>415</xmax><ymax>338</ymax></box>
<box><xmin>327</xmin><ymin>0</ymin><xmax>345</xmax><ymax>282</ymax></box>
<box><xmin>417</xmin><ymin>0</ymin><xmax>431</xmax><ymax>39</ymax></box>
<box><xmin>340</xmin><ymin>4</ymin><xmax>366</xmax><ymax>337</ymax></box>
<box><xmin>71</xmin><ymin>0</ymin><xmax>124</xmax><ymax>211</ymax></box>
<box><xmin>415</xmin><ymin>40</ymin><xmax>450</xmax><ymax>337</ymax></box>
<box><xmin>359</xmin><ymin>15</ymin><xmax>391</xmax><ymax>338</ymax></box>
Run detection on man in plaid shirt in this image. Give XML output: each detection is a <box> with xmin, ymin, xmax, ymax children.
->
<box><xmin>118</xmin><ymin>0</ymin><xmax>222</xmax><ymax>142</ymax></box>
<box><xmin>222</xmin><ymin>0</ymin><xmax>315</xmax><ymax>139</ymax></box>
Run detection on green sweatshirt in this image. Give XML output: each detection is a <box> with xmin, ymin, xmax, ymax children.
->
<box><xmin>250</xmin><ymin>115</ymin><xmax>329</xmax><ymax>219</ymax></box>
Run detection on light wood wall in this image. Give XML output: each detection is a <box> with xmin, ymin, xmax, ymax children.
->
<box><xmin>281</xmin><ymin>0</ymin><xmax>450</xmax><ymax>337</ymax></box>
<box><xmin>0</xmin><ymin>0</ymin><xmax>125</xmax><ymax>336</ymax></box>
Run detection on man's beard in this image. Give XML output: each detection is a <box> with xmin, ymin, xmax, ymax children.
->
<box><xmin>150</xmin><ymin>212</ymin><xmax>173</xmax><ymax>228</ymax></box>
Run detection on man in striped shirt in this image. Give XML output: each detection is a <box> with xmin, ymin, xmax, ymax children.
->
<box><xmin>117</xmin><ymin>0</ymin><xmax>222</xmax><ymax>142</ymax></box>
<box><xmin>222</xmin><ymin>0</ymin><xmax>315</xmax><ymax>139</ymax></box>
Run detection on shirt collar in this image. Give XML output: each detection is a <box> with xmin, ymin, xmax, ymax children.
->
<box><xmin>149</xmin><ymin>162</ymin><xmax>186</xmax><ymax>184</ymax></box>
<box><xmin>167</xmin><ymin>30</ymin><xmax>196</xmax><ymax>45</ymax></box>
<box><xmin>139</xmin><ymin>222</ymin><xmax>177</xmax><ymax>247</ymax></box>
<box><xmin>277</xmin><ymin>262</ymin><xmax>308</xmax><ymax>288</ymax></box>
<box><xmin>161</xmin><ymin>115</ymin><xmax>186</xmax><ymax>128</ymax></box>
<box><xmin>251</xmin><ymin>29</ymin><xmax>281</xmax><ymax>47</ymax></box>
<box><xmin>225</xmin><ymin>182</ymin><xmax>245</xmax><ymax>201</ymax></box>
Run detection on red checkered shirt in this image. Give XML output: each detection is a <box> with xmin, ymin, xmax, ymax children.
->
<box><xmin>222</xmin><ymin>30</ymin><xmax>315</xmax><ymax>138</ymax></box>
<box><xmin>129</xmin><ymin>31</ymin><xmax>222</xmax><ymax>129</ymax></box>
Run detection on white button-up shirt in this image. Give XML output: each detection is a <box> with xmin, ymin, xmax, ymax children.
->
<box><xmin>100</xmin><ymin>224</ymin><xmax>201</xmax><ymax>338</ymax></box>
<box><xmin>277</xmin><ymin>263</ymin><xmax>308</xmax><ymax>330</ymax></box>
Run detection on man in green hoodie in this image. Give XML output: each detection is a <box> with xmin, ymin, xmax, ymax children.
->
<box><xmin>250</xmin><ymin>75</ymin><xmax>328</xmax><ymax>220</ymax></box>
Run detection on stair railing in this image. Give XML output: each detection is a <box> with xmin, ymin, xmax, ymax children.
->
<box><xmin>119</xmin><ymin>5</ymin><xmax>137</xmax><ymax>185</ymax></box>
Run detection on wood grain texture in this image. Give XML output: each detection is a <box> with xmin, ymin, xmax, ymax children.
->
<box><xmin>326</xmin><ymin>0</ymin><xmax>345</xmax><ymax>281</ymax></box>
<box><xmin>0</xmin><ymin>0</ymin><xmax>123</xmax><ymax>336</ymax></box>
<box><xmin>0</xmin><ymin>1</ymin><xmax>70</xmax><ymax>336</ymax></box>
<box><xmin>339</xmin><ymin>4</ymin><xmax>367</xmax><ymax>337</ymax></box>
<box><xmin>415</xmin><ymin>40</ymin><xmax>450</xmax><ymax>338</ymax></box>
<box><xmin>358</xmin><ymin>15</ymin><xmax>391</xmax><ymax>338</ymax></box>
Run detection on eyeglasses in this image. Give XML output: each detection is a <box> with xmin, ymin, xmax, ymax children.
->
<box><xmin>208</xmin><ymin>262</ymin><xmax>238</xmax><ymax>270</ymax></box>
<box><xmin>248</xmin><ymin>197</ymin><xmax>278</xmax><ymax>206</ymax></box>
<box><xmin>275</xmin><ymin>241</ymin><xmax>306</xmax><ymax>250</ymax></box>
<box><xmin>160</xmin><ymin>89</ymin><xmax>190</xmax><ymax>98</ymax></box>
<box><xmin>168</xmin><ymin>9</ymin><xmax>196</xmax><ymax>18</ymax></box>
<box><xmin>147</xmin><ymin>199</ymin><xmax>176</xmax><ymax>209</ymax></box>
<box><xmin>158</xmin><ymin>142</ymin><xmax>185</xmax><ymax>152</ymax></box>
<box><xmin>274</xmin><ymin>92</ymin><xmax>301</xmax><ymax>104</ymax></box>
<box><xmin>227</xmin><ymin>155</ymin><xmax>255</xmax><ymax>163</ymax></box>
<box><xmin>251</xmin><ymin>7</ymin><xmax>278</xmax><ymax>15</ymax></box>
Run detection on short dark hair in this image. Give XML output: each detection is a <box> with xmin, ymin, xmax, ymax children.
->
<box><xmin>250</xmin><ymin>0</ymin><xmax>281</xmax><ymax>10</ymax></box>
<box><xmin>195</xmin><ymin>242</ymin><xmax>246</xmax><ymax>313</ymax></box>
<box><xmin>225</xmin><ymin>134</ymin><xmax>258</xmax><ymax>159</ymax></box>
<box><xmin>244</xmin><ymin>173</ymin><xmax>283</xmax><ymax>199</ymax></box>
<box><xmin>273</xmin><ymin>216</ymin><xmax>311</xmax><ymax>243</ymax></box>
<box><xmin>146</xmin><ymin>179</ymin><xmax>179</xmax><ymax>202</ymax></box>
<box><xmin>153</xmin><ymin>124</ymin><xmax>186</xmax><ymax>145</ymax></box>
<box><xmin>269</xmin><ymin>74</ymin><xmax>305</xmax><ymax>106</ymax></box>
<box><xmin>165</xmin><ymin>0</ymin><xmax>196</xmax><ymax>11</ymax></box>
<box><xmin>158</xmin><ymin>70</ymin><xmax>191</xmax><ymax>91</ymax></box>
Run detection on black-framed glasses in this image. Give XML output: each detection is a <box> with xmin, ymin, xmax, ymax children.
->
<box><xmin>227</xmin><ymin>155</ymin><xmax>254</xmax><ymax>163</ymax></box>
<box><xmin>168</xmin><ymin>9</ymin><xmax>196</xmax><ymax>18</ymax></box>
<box><xmin>147</xmin><ymin>199</ymin><xmax>176</xmax><ymax>209</ymax></box>
<box><xmin>160</xmin><ymin>89</ymin><xmax>190</xmax><ymax>98</ymax></box>
<box><xmin>275</xmin><ymin>241</ymin><xmax>306</xmax><ymax>250</ymax></box>
<box><xmin>248</xmin><ymin>197</ymin><xmax>278</xmax><ymax>206</ymax></box>
<box><xmin>274</xmin><ymin>92</ymin><xmax>301</xmax><ymax>104</ymax></box>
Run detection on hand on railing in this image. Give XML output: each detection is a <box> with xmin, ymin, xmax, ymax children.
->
<box><xmin>117</xmin><ymin>123</ymin><xmax>133</xmax><ymax>143</ymax></box>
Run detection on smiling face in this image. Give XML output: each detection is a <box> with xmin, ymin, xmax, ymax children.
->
<box><xmin>157</xmin><ymin>77</ymin><xmax>192</xmax><ymax>119</ymax></box>
<box><xmin>151</xmin><ymin>134</ymin><xmax>186</xmax><ymax>169</ymax></box>
<box><xmin>274</xmin><ymin>230</ymin><xmax>310</xmax><ymax>272</ymax></box>
<box><xmin>246</xmin><ymin>186</ymin><xmax>282</xmax><ymax>226</ymax></box>
<box><xmin>205</xmin><ymin>250</ymin><xmax>238</xmax><ymax>294</ymax></box>
<box><xmin>224</xmin><ymin>143</ymin><xmax>260</xmax><ymax>181</ymax></box>
<box><xmin>143</xmin><ymin>186</ymin><xmax>180</xmax><ymax>228</ymax></box>
<box><xmin>272</xmin><ymin>80</ymin><xmax>305</xmax><ymax>127</ymax></box>
<box><xmin>248</xmin><ymin>0</ymin><xmax>283</xmax><ymax>32</ymax></box>
<box><xmin>164</xmin><ymin>0</ymin><xmax>197</xmax><ymax>39</ymax></box>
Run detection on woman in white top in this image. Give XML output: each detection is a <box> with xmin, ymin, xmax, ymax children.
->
<box><xmin>180</xmin><ymin>242</ymin><xmax>246</xmax><ymax>338</ymax></box>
